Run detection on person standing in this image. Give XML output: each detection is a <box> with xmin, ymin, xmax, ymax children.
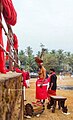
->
<box><xmin>15</xmin><ymin>67</ymin><xmax>27</xmax><ymax>101</ymax></box>
<box><xmin>47</xmin><ymin>68</ymin><xmax>57</xmax><ymax>101</ymax></box>
<box><xmin>21</xmin><ymin>68</ymin><xmax>27</xmax><ymax>101</ymax></box>
<box><xmin>36</xmin><ymin>62</ymin><xmax>48</xmax><ymax>104</ymax></box>
<box><xmin>26</xmin><ymin>71</ymin><xmax>30</xmax><ymax>88</ymax></box>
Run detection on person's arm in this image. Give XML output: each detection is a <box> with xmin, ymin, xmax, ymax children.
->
<box><xmin>49</xmin><ymin>82</ymin><xmax>53</xmax><ymax>90</ymax></box>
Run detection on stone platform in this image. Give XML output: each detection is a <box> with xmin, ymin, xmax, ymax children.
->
<box><xmin>0</xmin><ymin>72</ymin><xmax>23</xmax><ymax>120</ymax></box>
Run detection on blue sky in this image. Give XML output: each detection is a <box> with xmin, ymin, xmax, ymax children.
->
<box><xmin>3</xmin><ymin>0</ymin><xmax>73</xmax><ymax>54</ymax></box>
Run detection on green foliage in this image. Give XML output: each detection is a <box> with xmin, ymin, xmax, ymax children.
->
<box><xmin>18</xmin><ymin>50</ymin><xmax>26</xmax><ymax>65</ymax></box>
<box><xmin>18</xmin><ymin>47</ymin><xmax>37</xmax><ymax>72</ymax></box>
<box><xmin>18</xmin><ymin>47</ymin><xmax>73</xmax><ymax>73</ymax></box>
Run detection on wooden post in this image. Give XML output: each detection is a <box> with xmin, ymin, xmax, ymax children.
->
<box><xmin>0</xmin><ymin>44</ymin><xmax>19</xmax><ymax>67</ymax></box>
<box><xmin>0</xmin><ymin>20</ymin><xmax>19</xmax><ymax>70</ymax></box>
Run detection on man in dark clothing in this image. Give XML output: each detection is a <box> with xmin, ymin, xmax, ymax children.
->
<box><xmin>48</xmin><ymin>68</ymin><xmax>57</xmax><ymax>100</ymax></box>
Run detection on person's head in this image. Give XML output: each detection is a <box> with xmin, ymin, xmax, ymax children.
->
<box><xmin>49</xmin><ymin>68</ymin><xmax>55</xmax><ymax>74</ymax></box>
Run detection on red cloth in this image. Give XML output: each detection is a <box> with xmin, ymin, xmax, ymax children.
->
<box><xmin>6</xmin><ymin>68</ymin><xmax>9</xmax><ymax>72</ymax></box>
<box><xmin>6</xmin><ymin>33</ymin><xmax>18</xmax><ymax>60</ymax></box>
<box><xmin>26</xmin><ymin>71</ymin><xmax>30</xmax><ymax>80</ymax></box>
<box><xmin>35</xmin><ymin>57</ymin><xmax>43</xmax><ymax>64</ymax></box>
<box><xmin>0</xmin><ymin>27</ymin><xmax>6</xmax><ymax>73</ymax></box>
<box><xmin>2</xmin><ymin>0</ymin><xmax>17</xmax><ymax>25</ymax></box>
<box><xmin>47</xmin><ymin>89</ymin><xmax>56</xmax><ymax>100</ymax></box>
<box><xmin>0</xmin><ymin>0</ymin><xmax>17</xmax><ymax>73</ymax></box>
<box><xmin>6</xmin><ymin>34</ymin><xmax>18</xmax><ymax>51</ymax></box>
<box><xmin>13</xmin><ymin>34</ymin><xmax>18</xmax><ymax>49</ymax></box>
<box><xmin>22</xmin><ymin>71</ymin><xmax>27</xmax><ymax>88</ymax></box>
<box><xmin>15</xmin><ymin>68</ymin><xmax>27</xmax><ymax>88</ymax></box>
<box><xmin>36</xmin><ymin>78</ymin><xmax>48</xmax><ymax>100</ymax></box>
<box><xmin>6</xmin><ymin>40</ymin><xmax>9</xmax><ymax>52</ymax></box>
<box><xmin>15</xmin><ymin>67</ymin><xmax>22</xmax><ymax>73</ymax></box>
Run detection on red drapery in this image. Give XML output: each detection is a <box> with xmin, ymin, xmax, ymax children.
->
<box><xmin>0</xmin><ymin>27</ymin><xmax>6</xmax><ymax>73</ymax></box>
<box><xmin>6</xmin><ymin>33</ymin><xmax>18</xmax><ymax>60</ymax></box>
<box><xmin>0</xmin><ymin>0</ymin><xmax>17</xmax><ymax>73</ymax></box>
<box><xmin>13</xmin><ymin>33</ymin><xmax>18</xmax><ymax>50</ymax></box>
<box><xmin>2</xmin><ymin>0</ymin><xmax>17</xmax><ymax>25</ymax></box>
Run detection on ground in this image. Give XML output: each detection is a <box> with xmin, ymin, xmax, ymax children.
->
<box><xmin>25</xmin><ymin>75</ymin><xmax>73</xmax><ymax>120</ymax></box>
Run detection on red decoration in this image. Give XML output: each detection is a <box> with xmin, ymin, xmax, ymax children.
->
<box><xmin>0</xmin><ymin>27</ymin><xmax>6</xmax><ymax>73</ymax></box>
<box><xmin>2</xmin><ymin>0</ymin><xmax>17</xmax><ymax>26</ymax></box>
<box><xmin>0</xmin><ymin>0</ymin><xmax>17</xmax><ymax>73</ymax></box>
<box><xmin>35</xmin><ymin>57</ymin><xmax>43</xmax><ymax>64</ymax></box>
<box><xmin>13</xmin><ymin>34</ymin><xmax>18</xmax><ymax>50</ymax></box>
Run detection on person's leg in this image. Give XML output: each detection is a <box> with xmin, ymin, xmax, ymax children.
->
<box><xmin>23</xmin><ymin>86</ymin><xmax>26</xmax><ymax>101</ymax></box>
<box><xmin>27</xmin><ymin>79</ymin><xmax>30</xmax><ymax>87</ymax></box>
